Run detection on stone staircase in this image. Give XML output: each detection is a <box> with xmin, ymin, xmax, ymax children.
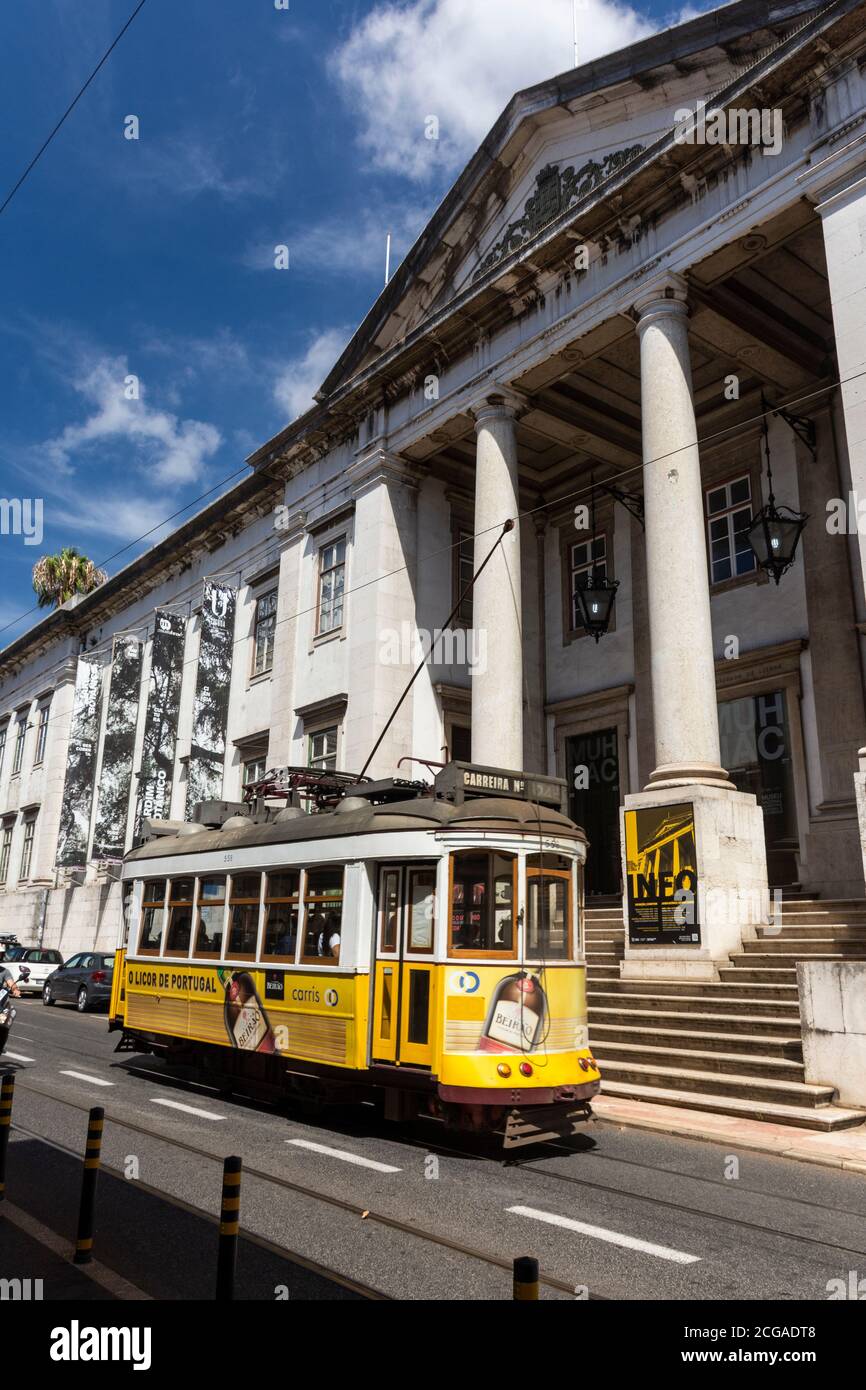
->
<box><xmin>585</xmin><ymin>900</ymin><xmax>866</xmax><ymax>1131</ymax></box>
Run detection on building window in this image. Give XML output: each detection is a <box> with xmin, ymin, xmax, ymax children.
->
<box><xmin>252</xmin><ymin>591</ymin><xmax>277</xmax><ymax>677</ymax></box>
<box><xmin>317</xmin><ymin>538</ymin><xmax>346</xmax><ymax>635</ymax></box>
<box><xmin>34</xmin><ymin>703</ymin><xmax>50</xmax><ymax>766</ymax></box>
<box><xmin>455</xmin><ymin>530</ymin><xmax>474</xmax><ymax>625</ymax></box>
<box><xmin>0</xmin><ymin>725</ymin><xmax>7</xmax><ymax>779</ymax></box>
<box><xmin>19</xmin><ymin>817</ymin><xmax>36</xmax><ymax>881</ymax></box>
<box><xmin>569</xmin><ymin>536</ymin><xmax>607</xmax><ymax>632</ymax></box>
<box><xmin>0</xmin><ymin>822</ymin><xmax>13</xmax><ymax>886</ymax></box>
<box><xmin>243</xmin><ymin>756</ymin><xmax>267</xmax><ymax>788</ymax></box>
<box><xmin>706</xmin><ymin>476</ymin><xmax>756</xmax><ymax>585</ymax></box>
<box><xmin>12</xmin><ymin>716</ymin><xmax>27</xmax><ymax>776</ymax></box>
<box><xmin>308</xmin><ymin>727</ymin><xmax>337</xmax><ymax>772</ymax></box>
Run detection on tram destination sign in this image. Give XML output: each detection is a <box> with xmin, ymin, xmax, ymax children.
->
<box><xmin>624</xmin><ymin>802</ymin><xmax>701</xmax><ymax>946</ymax></box>
<box><xmin>435</xmin><ymin>762</ymin><xmax>567</xmax><ymax>812</ymax></box>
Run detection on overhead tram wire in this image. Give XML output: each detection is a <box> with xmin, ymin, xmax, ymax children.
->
<box><xmin>0</xmin><ymin>0</ymin><xmax>151</xmax><ymax>220</ymax></box>
<box><xmin>3</xmin><ymin>363</ymin><xmax>863</xmax><ymax>750</ymax></box>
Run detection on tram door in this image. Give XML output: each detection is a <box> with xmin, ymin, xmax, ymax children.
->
<box><xmin>371</xmin><ymin>865</ymin><xmax>437</xmax><ymax>1068</ymax></box>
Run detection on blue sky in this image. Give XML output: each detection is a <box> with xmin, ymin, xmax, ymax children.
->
<box><xmin>0</xmin><ymin>0</ymin><xmax>700</xmax><ymax>643</ymax></box>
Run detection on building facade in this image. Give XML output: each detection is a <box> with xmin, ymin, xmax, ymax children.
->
<box><xmin>3</xmin><ymin>0</ymin><xmax>866</xmax><ymax>955</ymax></box>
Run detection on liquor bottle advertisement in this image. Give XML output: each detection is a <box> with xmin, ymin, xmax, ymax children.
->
<box><xmin>444</xmin><ymin>965</ymin><xmax>583</xmax><ymax>1056</ymax></box>
<box><xmin>624</xmin><ymin>802</ymin><xmax>701</xmax><ymax>946</ymax></box>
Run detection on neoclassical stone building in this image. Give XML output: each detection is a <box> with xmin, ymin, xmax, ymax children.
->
<box><xmin>3</xmin><ymin>0</ymin><xmax>866</xmax><ymax>955</ymax></box>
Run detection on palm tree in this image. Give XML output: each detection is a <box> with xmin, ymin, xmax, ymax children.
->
<box><xmin>32</xmin><ymin>547</ymin><xmax>109</xmax><ymax>610</ymax></box>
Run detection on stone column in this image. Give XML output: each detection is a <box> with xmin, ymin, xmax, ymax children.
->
<box><xmin>620</xmin><ymin>275</ymin><xmax>769</xmax><ymax>981</ymax></box>
<box><xmin>635</xmin><ymin>277</ymin><xmax>729</xmax><ymax>789</ymax></box>
<box><xmin>471</xmin><ymin>393</ymin><xmax>523</xmax><ymax>770</ymax></box>
<box><xmin>266</xmin><ymin>508</ymin><xmax>306</xmax><ymax>770</ymax></box>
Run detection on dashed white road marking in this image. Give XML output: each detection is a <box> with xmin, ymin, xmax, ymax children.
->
<box><xmin>3</xmin><ymin>1051</ymin><xmax>35</xmax><ymax>1063</ymax></box>
<box><xmin>507</xmin><ymin>1205</ymin><xmax>701</xmax><ymax>1265</ymax></box>
<box><xmin>151</xmin><ymin>1098</ymin><xmax>225</xmax><ymax>1120</ymax></box>
<box><xmin>59</xmin><ymin>1070</ymin><xmax>114</xmax><ymax>1087</ymax></box>
<box><xmin>286</xmin><ymin>1138</ymin><xmax>401</xmax><ymax>1173</ymax></box>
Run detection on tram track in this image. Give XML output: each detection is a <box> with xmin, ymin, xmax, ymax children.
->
<box><xmin>7</xmin><ymin>1076</ymin><xmax>606</xmax><ymax>1300</ymax></box>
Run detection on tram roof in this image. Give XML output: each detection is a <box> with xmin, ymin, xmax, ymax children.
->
<box><xmin>125</xmin><ymin>794</ymin><xmax>586</xmax><ymax>866</ymax></box>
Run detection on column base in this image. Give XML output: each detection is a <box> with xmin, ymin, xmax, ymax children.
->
<box><xmin>619</xmin><ymin>782</ymin><xmax>769</xmax><ymax>981</ymax></box>
<box><xmin>646</xmin><ymin>761</ymin><xmax>736</xmax><ymax>791</ymax></box>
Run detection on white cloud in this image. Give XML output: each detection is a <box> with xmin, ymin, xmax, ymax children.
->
<box><xmin>43</xmin><ymin>355</ymin><xmax>222</xmax><ymax>486</ymax></box>
<box><xmin>331</xmin><ymin>0</ymin><xmax>654</xmax><ymax>181</ymax></box>
<box><xmin>242</xmin><ymin>200</ymin><xmax>432</xmax><ymax>279</ymax></box>
<box><xmin>125</xmin><ymin>135</ymin><xmax>270</xmax><ymax>201</ymax></box>
<box><xmin>273</xmin><ymin>329</ymin><xmax>352</xmax><ymax>423</ymax></box>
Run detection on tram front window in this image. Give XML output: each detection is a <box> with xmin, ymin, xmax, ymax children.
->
<box><xmin>450</xmin><ymin>851</ymin><xmax>515</xmax><ymax>954</ymax></box>
<box><xmin>526</xmin><ymin>854</ymin><xmax>573</xmax><ymax>961</ymax></box>
<box><xmin>263</xmin><ymin>872</ymin><xmax>300</xmax><ymax>962</ymax></box>
<box><xmin>138</xmin><ymin>880</ymin><xmax>166</xmax><ymax>954</ymax></box>
<box><xmin>302</xmin><ymin>867</ymin><xmax>343</xmax><ymax>965</ymax></box>
<box><xmin>228</xmin><ymin>874</ymin><xmax>262</xmax><ymax>959</ymax></box>
<box><xmin>166</xmin><ymin>879</ymin><xmax>195</xmax><ymax>955</ymax></box>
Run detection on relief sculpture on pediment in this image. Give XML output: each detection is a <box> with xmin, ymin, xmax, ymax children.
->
<box><xmin>473</xmin><ymin>144</ymin><xmax>644</xmax><ymax>281</ymax></box>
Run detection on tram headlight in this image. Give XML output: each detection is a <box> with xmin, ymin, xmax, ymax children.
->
<box><xmin>497</xmin><ymin>1062</ymin><xmax>512</xmax><ymax>1078</ymax></box>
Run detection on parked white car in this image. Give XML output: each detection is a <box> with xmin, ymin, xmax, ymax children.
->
<box><xmin>7</xmin><ymin>947</ymin><xmax>64</xmax><ymax>995</ymax></box>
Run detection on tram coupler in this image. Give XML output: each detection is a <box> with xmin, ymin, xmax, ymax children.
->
<box><xmin>500</xmin><ymin>1101</ymin><xmax>594</xmax><ymax>1150</ymax></box>
<box><xmin>113</xmin><ymin>1030</ymin><xmax>151</xmax><ymax>1054</ymax></box>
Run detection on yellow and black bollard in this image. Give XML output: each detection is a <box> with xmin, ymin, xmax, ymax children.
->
<box><xmin>74</xmin><ymin>1106</ymin><xmax>104</xmax><ymax>1265</ymax></box>
<box><xmin>0</xmin><ymin>1073</ymin><xmax>14</xmax><ymax>1202</ymax></box>
<box><xmin>216</xmin><ymin>1156</ymin><xmax>242</xmax><ymax>1301</ymax></box>
<box><xmin>513</xmin><ymin>1255</ymin><xmax>540</xmax><ymax>1300</ymax></box>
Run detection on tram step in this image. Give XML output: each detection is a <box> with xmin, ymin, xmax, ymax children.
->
<box><xmin>588</xmin><ymin>990</ymin><xmax>800</xmax><ymax>1017</ymax></box>
<box><xmin>588</xmin><ymin>1006</ymin><xmax>801</xmax><ymax>1036</ymax></box>
<box><xmin>593</xmin><ymin>1042</ymin><xmax>806</xmax><ymax>1082</ymax></box>
<box><xmin>598</xmin><ymin>1065</ymin><xmax>834</xmax><ymax>1107</ymax></box>
<box><xmin>587</xmin><ymin>1021</ymin><xmax>803</xmax><ymax>1060</ymax></box>
<box><xmin>594</xmin><ymin>979</ymin><xmax>799</xmax><ymax>1002</ymax></box>
<box><xmin>597</xmin><ymin>1081</ymin><xmax>866</xmax><ymax>1131</ymax></box>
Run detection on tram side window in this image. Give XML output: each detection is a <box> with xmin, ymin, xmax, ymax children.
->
<box><xmin>138</xmin><ymin>880</ymin><xmax>166</xmax><ymax>954</ymax></box>
<box><xmin>194</xmin><ymin>877</ymin><xmax>226</xmax><ymax>959</ymax></box>
<box><xmin>450</xmin><ymin>851</ymin><xmax>515</xmax><ymax>955</ymax></box>
<box><xmin>227</xmin><ymin>874</ymin><xmax>262</xmax><ymax>960</ymax></box>
<box><xmin>166</xmin><ymin>879</ymin><xmax>195</xmax><ymax>956</ymax></box>
<box><xmin>302</xmin><ymin>867</ymin><xmax>343</xmax><ymax>965</ymax></box>
<box><xmin>262</xmin><ymin>872</ymin><xmax>300</xmax><ymax>962</ymax></box>
<box><xmin>407</xmin><ymin>869</ymin><xmax>436</xmax><ymax>952</ymax></box>
<box><xmin>526</xmin><ymin>854</ymin><xmax>573</xmax><ymax>961</ymax></box>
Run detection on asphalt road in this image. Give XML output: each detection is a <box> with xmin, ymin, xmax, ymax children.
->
<box><xmin>3</xmin><ymin>995</ymin><xmax>866</xmax><ymax>1302</ymax></box>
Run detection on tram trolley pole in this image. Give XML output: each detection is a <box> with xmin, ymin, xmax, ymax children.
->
<box><xmin>216</xmin><ymin>1156</ymin><xmax>242</xmax><ymax>1300</ymax></box>
<box><xmin>74</xmin><ymin>1106</ymin><xmax>105</xmax><ymax>1265</ymax></box>
<box><xmin>0</xmin><ymin>1073</ymin><xmax>14</xmax><ymax>1202</ymax></box>
<box><xmin>513</xmin><ymin>1255</ymin><xmax>540</xmax><ymax>1300</ymax></box>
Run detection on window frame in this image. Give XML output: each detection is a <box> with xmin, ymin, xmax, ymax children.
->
<box><xmin>164</xmin><ymin>877</ymin><xmax>196</xmax><ymax>959</ymax></box>
<box><xmin>560</xmin><ymin>515</ymin><xmax>616</xmax><ymax>644</ymax></box>
<box><xmin>308</xmin><ymin>725</ymin><xmax>338</xmax><ymax>773</ymax></box>
<box><xmin>251</xmin><ymin>589</ymin><xmax>278</xmax><ymax>678</ymax></box>
<box><xmin>18</xmin><ymin>815</ymin><xmax>36</xmax><ymax>881</ymax></box>
<box><xmin>0</xmin><ymin>723</ymin><xmax>8</xmax><ymax>779</ymax></box>
<box><xmin>137</xmin><ymin>880</ymin><xmax>167</xmax><ymax>955</ymax></box>
<box><xmin>447</xmin><ymin>850</ymin><xmax>518</xmax><ymax>960</ymax></box>
<box><xmin>261</xmin><ymin>870</ymin><xmax>301</xmax><ymax>964</ymax></box>
<box><xmin>525</xmin><ymin>861</ymin><xmax>574</xmax><ymax>962</ymax></box>
<box><xmin>225</xmin><ymin>872</ymin><xmax>264</xmax><ymax>962</ymax></box>
<box><xmin>12</xmin><ymin>715</ymin><xmax>27</xmax><ymax>776</ymax></box>
<box><xmin>192</xmin><ymin>877</ymin><xmax>228</xmax><ymax>961</ymax></box>
<box><xmin>300</xmin><ymin>865</ymin><xmax>345</xmax><ymax>966</ymax></box>
<box><xmin>316</xmin><ymin>537</ymin><xmax>346</xmax><ymax>637</ymax></box>
<box><xmin>0</xmin><ymin>820</ymin><xmax>14</xmax><ymax>886</ymax></box>
<box><xmin>405</xmin><ymin>866</ymin><xmax>437</xmax><ymax>956</ymax></box>
<box><xmin>705</xmin><ymin>472</ymin><xmax>757</xmax><ymax>588</ymax></box>
<box><xmin>33</xmin><ymin>702</ymin><xmax>50</xmax><ymax>766</ymax></box>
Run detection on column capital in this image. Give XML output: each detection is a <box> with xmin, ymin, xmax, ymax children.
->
<box><xmin>469</xmin><ymin>386</ymin><xmax>528</xmax><ymax>430</ymax></box>
<box><xmin>632</xmin><ymin>272</ymin><xmax>690</xmax><ymax>330</ymax></box>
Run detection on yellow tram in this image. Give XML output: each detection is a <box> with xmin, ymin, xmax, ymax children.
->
<box><xmin>109</xmin><ymin>762</ymin><xmax>600</xmax><ymax>1147</ymax></box>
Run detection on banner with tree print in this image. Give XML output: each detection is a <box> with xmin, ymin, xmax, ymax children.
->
<box><xmin>92</xmin><ymin>636</ymin><xmax>142</xmax><ymax>860</ymax></box>
<box><xmin>56</xmin><ymin>655</ymin><xmax>104</xmax><ymax>867</ymax></box>
<box><xmin>185</xmin><ymin>581</ymin><xmax>237</xmax><ymax>816</ymax></box>
<box><xmin>134</xmin><ymin>611</ymin><xmax>186</xmax><ymax>835</ymax></box>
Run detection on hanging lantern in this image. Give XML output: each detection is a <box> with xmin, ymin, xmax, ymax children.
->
<box><xmin>575</xmin><ymin>473</ymin><xmax>620</xmax><ymax>641</ymax></box>
<box><xmin>747</xmin><ymin>394</ymin><xmax>809</xmax><ymax>585</ymax></box>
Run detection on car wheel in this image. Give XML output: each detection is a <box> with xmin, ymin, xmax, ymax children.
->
<box><xmin>43</xmin><ymin>984</ymin><xmax>55</xmax><ymax>1006</ymax></box>
<box><xmin>77</xmin><ymin>987</ymin><xmax>89</xmax><ymax>1013</ymax></box>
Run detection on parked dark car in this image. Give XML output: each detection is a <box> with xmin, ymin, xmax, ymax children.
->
<box><xmin>43</xmin><ymin>953</ymin><xmax>114</xmax><ymax>1012</ymax></box>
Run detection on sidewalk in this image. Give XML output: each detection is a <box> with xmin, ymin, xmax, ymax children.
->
<box><xmin>593</xmin><ymin>1094</ymin><xmax>866</xmax><ymax>1173</ymax></box>
<box><xmin>0</xmin><ymin>1205</ymin><xmax>119</xmax><ymax>1301</ymax></box>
